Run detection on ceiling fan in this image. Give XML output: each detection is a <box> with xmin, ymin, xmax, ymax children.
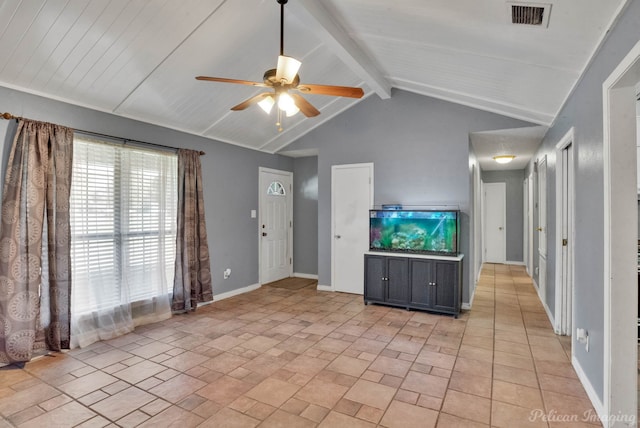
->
<box><xmin>195</xmin><ymin>0</ymin><xmax>364</xmax><ymax>131</ymax></box>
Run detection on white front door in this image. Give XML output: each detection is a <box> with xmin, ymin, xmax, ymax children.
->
<box><xmin>332</xmin><ymin>163</ymin><xmax>373</xmax><ymax>294</ymax></box>
<box><xmin>259</xmin><ymin>168</ymin><xmax>292</xmax><ymax>284</ymax></box>
<box><xmin>483</xmin><ymin>182</ymin><xmax>506</xmax><ymax>263</ymax></box>
<box><xmin>537</xmin><ymin>156</ymin><xmax>547</xmax><ymax>303</ymax></box>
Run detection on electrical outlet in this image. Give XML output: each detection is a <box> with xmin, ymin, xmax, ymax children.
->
<box><xmin>223</xmin><ymin>268</ymin><xmax>231</xmax><ymax>279</ymax></box>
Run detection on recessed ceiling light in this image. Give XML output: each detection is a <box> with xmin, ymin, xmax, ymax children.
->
<box><xmin>493</xmin><ymin>155</ymin><xmax>516</xmax><ymax>164</ymax></box>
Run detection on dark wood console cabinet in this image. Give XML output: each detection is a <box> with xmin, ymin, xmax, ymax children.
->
<box><xmin>364</xmin><ymin>252</ymin><xmax>463</xmax><ymax>317</ymax></box>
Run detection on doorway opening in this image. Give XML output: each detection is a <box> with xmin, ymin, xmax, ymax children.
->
<box><xmin>537</xmin><ymin>155</ymin><xmax>548</xmax><ymax>308</ymax></box>
<box><xmin>527</xmin><ymin>170</ymin><xmax>534</xmax><ymax>276</ymax></box>
<box><xmin>602</xmin><ymin>39</ymin><xmax>640</xmax><ymax>425</ymax></box>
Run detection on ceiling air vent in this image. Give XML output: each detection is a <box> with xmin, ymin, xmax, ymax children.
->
<box><xmin>507</xmin><ymin>2</ymin><xmax>551</xmax><ymax>28</ymax></box>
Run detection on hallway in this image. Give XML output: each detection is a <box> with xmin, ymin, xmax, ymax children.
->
<box><xmin>0</xmin><ymin>264</ymin><xmax>599</xmax><ymax>427</ymax></box>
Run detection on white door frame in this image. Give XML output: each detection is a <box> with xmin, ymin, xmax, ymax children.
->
<box><xmin>480</xmin><ymin>180</ymin><xmax>485</xmax><ymax>264</ymax></box>
<box><xmin>483</xmin><ymin>182</ymin><xmax>506</xmax><ymax>263</ymax></box>
<box><xmin>331</xmin><ymin>162</ymin><xmax>374</xmax><ymax>292</ymax></box>
<box><xmin>523</xmin><ymin>177</ymin><xmax>528</xmax><ymax>273</ymax></box>
<box><xmin>527</xmin><ymin>171</ymin><xmax>534</xmax><ymax>276</ymax></box>
<box><xmin>554</xmin><ymin>128</ymin><xmax>575</xmax><ymax>336</ymax></box>
<box><xmin>473</xmin><ymin>163</ymin><xmax>483</xmax><ymax>284</ymax></box>
<box><xmin>258</xmin><ymin>167</ymin><xmax>293</xmax><ymax>284</ymax></box>
<box><xmin>537</xmin><ymin>155</ymin><xmax>547</xmax><ymax>305</ymax></box>
<box><xmin>602</xmin><ymin>39</ymin><xmax>640</xmax><ymax>427</ymax></box>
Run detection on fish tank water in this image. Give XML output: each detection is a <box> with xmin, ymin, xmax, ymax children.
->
<box><xmin>369</xmin><ymin>210</ymin><xmax>459</xmax><ymax>255</ymax></box>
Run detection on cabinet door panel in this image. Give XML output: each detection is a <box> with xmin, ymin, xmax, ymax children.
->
<box><xmin>386</xmin><ymin>257</ymin><xmax>409</xmax><ymax>304</ymax></box>
<box><xmin>432</xmin><ymin>261</ymin><xmax>457</xmax><ymax>312</ymax></box>
<box><xmin>364</xmin><ymin>255</ymin><xmax>385</xmax><ymax>302</ymax></box>
<box><xmin>410</xmin><ymin>259</ymin><xmax>432</xmax><ymax>308</ymax></box>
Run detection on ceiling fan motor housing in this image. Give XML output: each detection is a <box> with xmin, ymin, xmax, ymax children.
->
<box><xmin>263</xmin><ymin>69</ymin><xmax>299</xmax><ymax>87</ymax></box>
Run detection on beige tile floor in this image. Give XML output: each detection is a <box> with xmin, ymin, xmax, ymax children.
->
<box><xmin>0</xmin><ymin>264</ymin><xmax>601</xmax><ymax>427</ymax></box>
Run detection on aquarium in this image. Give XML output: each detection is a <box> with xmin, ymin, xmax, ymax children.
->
<box><xmin>369</xmin><ymin>210</ymin><xmax>459</xmax><ymax>255</ymax></box>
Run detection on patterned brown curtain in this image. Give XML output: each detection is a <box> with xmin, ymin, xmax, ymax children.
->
<box><xmin>0</xmin><ymin>119</ymin><xmax>73</xmax><ymax>365</ymax></box>
<box><xmin>171</xmin><ymin>149</ymin><xmax>213</xmax><ymax>312</ymax></box>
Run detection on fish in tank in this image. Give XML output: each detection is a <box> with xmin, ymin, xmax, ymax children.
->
<box><xmin>369</xmin><ymin>210</ymin><xmax>459</xmax><ymax>255</ymax></box>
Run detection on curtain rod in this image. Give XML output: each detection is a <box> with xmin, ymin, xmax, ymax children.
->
<box><xmin>1</xmin><ymin>112</ymin><xmax>205</xmax><ymax>156</ymax></box>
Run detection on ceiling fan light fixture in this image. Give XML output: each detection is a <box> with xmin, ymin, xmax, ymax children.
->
<box><xmin>285</xmin><ymin>104</ymin><xmax>300</xmax><ymax>117</ymax></box>
<box><xmin>258</xmin><ymin>95</ymin><xmax>275</xmax><ymax>114</ymax></box>
<box><xmin>278</xmin><ymin>92</ymin><xmax>296</xmax><ymax>111</ymax></box>
<box><xmin>493</xmin><ymin>155</ymin><xmax>516</xmax><ymax>164</ymax></box>
<box><xmin>276</xmin><ymin>55</ymin><xmax>301</xmax><ymax>84</ymax></box>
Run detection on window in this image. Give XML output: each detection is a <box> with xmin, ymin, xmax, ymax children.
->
<box><xmin>267</xmin><ymin>181</ymin><xmax>286</xmax><ymax>196</ymax></box>
<box><xmin>70</xmin><ymin>137</ymin><xmax>177</xmax><ymax>316</ymax></box>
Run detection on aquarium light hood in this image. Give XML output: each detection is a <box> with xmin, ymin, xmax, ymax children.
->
<box><xmin>493</xmin><ymin>155</ymin><xmax>516</xmax><ymax>164</ymax></box>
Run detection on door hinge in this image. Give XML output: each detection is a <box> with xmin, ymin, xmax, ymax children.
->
<box><xmin>290</xmin><ymin>221</ymin><xmax>292</xmax><ymax>227</ymax></box>
<box><xmin>290</xmin><ymin>258</ymin><xmax>292</xmax><ymax>264</ymax></box>
<box><xmin>562</xmin><ymin>238</ymin><xmax>568</xmax><ymax>246</ymax></box>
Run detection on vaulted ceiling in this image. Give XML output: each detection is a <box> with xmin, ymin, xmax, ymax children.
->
<box><xmin>0</xmin><ymin>0</ymin><xmax>628</xmax><ymax>156</ymax></box>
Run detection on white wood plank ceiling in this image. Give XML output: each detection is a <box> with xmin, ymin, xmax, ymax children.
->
<box><xmin>0</xmin><ymin>0</ymin><xmax>628</xmax><ymax>154</ymax></box>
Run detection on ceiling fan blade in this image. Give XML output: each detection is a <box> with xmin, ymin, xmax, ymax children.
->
<box><xmin>195</xmin><ymin>76</ymin><xmax>269</xmax><ymax>88</ymax></box>
<box><xmin>230</xmin><ymin>93</ymin><xmax>272</xmax><ymax>111</ymax></box>
<box><xmin>291</xmin><ymin>94</ymin><xmax>320</xmax><ymax>117</ymax></box>
<box><xmin>295</xmin><ymin>83</ymin><xmax>364</xmax><ymax>98</ymax></box>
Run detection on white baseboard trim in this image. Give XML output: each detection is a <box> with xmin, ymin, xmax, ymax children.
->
<box><xmin>214</xmin><ymin>283</ymin><xmax>261</xmax><ymax>301</ymax></box>
<box><xmin>316</xmin><ymin>285</ymin><xmax>333</xmax><ymax>292</ymax></box>
<box><xmin>462</xmin><ymin>266</ymin><xmax>484</xmax><ymax>311</ymax></box>
<box><xmin>533</xmin><ymin>279</ymin><xmax>556</xmax><ymax>327</ymax></box>
<box><xmin>505</xmin><ymin>260</ymin><xmax>526</xmax><ymax>266</ymax></box>
<box><xmin>293</xmin><ymin>273</ymin><xmax>318</xmax><ymax>280</ymax></box>
<box><xmin>462</xmin><ymin>284</ymin><xmax>476</xmax><ymax>310</ymax></box>
<box><xmin>572</xmin><ymin>355</ymin><xmax>606</xmax><ymax>426</ymax></box>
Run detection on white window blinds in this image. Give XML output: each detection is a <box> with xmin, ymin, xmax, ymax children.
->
<box><xmin>70</xmin><ymin>136</ymin><xmax>177</xmax><ymax>320</ymax></box>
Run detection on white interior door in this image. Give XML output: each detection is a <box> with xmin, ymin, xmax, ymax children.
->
<box><xmin>557</xmin><ymin>141</ymin><xmax>574</xmax><ymax>335</ymax></box>
<box><xmin>259</xmin><ymin>168</ymin><xmax>292</xmax><ymax>284</ymax></box>
<box><xmin>538</xmin><ymin>156</ymin><xmax>547</xmax><ymax>303</ymax></box>
<box><xmin>483</xmin><ymin>182</ymin><xmax>506</xmax><ymax>263</ymax></box>
<box><xmin>332</xmin><ymin>163</ymin><xmax>373</xmax><ymax>294</ymax></box>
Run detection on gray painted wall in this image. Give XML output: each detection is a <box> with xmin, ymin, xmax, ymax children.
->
<box><xmin>0</xmin><ymin>86</ymin><xmax>294</xmax><ymax>296</ymax></box>
<box><xmin>282</xmin><ymin>89</ymin><xmax>533</xmax><ymax>304</ymax></box>
<box><xmin>293</xmin><ymin>156</ymin><xmax>318</xmax><ymax>276</ymax></box>
<box><xmin>527</xmin><ymin>0</ymin><xmax>640</xmax><ymax>402</ymax></box>
<box><xmin>482</xmin><ymin>169</ymin><xmax>525</xmax><ymax>262</ymax></box>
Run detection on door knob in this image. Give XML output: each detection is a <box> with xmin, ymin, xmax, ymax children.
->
<box><xmin>499</xmin><ymin>227</ymin><xmax>503</xmax><ymax>230</ymax></box>
<box><xmin>334</xmin><ymin>235</ymin><xmax>341</xmax><ymax>239</ymax></box>
<box><xmin>262</xmin><ymin>232</ymin><xmax>267</xmax><ymax>237</ymax></box>
<box><xmin>537</xmin><ymin>227</ymin><xmax>543</xmax><ymax>231</ymax></box>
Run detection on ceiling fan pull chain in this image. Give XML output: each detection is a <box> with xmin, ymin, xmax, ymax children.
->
<box><xmin>276</xmin><ymin>108</ymin><xmax>283</xmax><ymax>132</ymax></box>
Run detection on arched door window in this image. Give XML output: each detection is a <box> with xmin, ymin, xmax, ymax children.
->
<box><xmin>267</xmin><ymin>181</ymin><xmax>286</xmax><ymax>196</ymax></box>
